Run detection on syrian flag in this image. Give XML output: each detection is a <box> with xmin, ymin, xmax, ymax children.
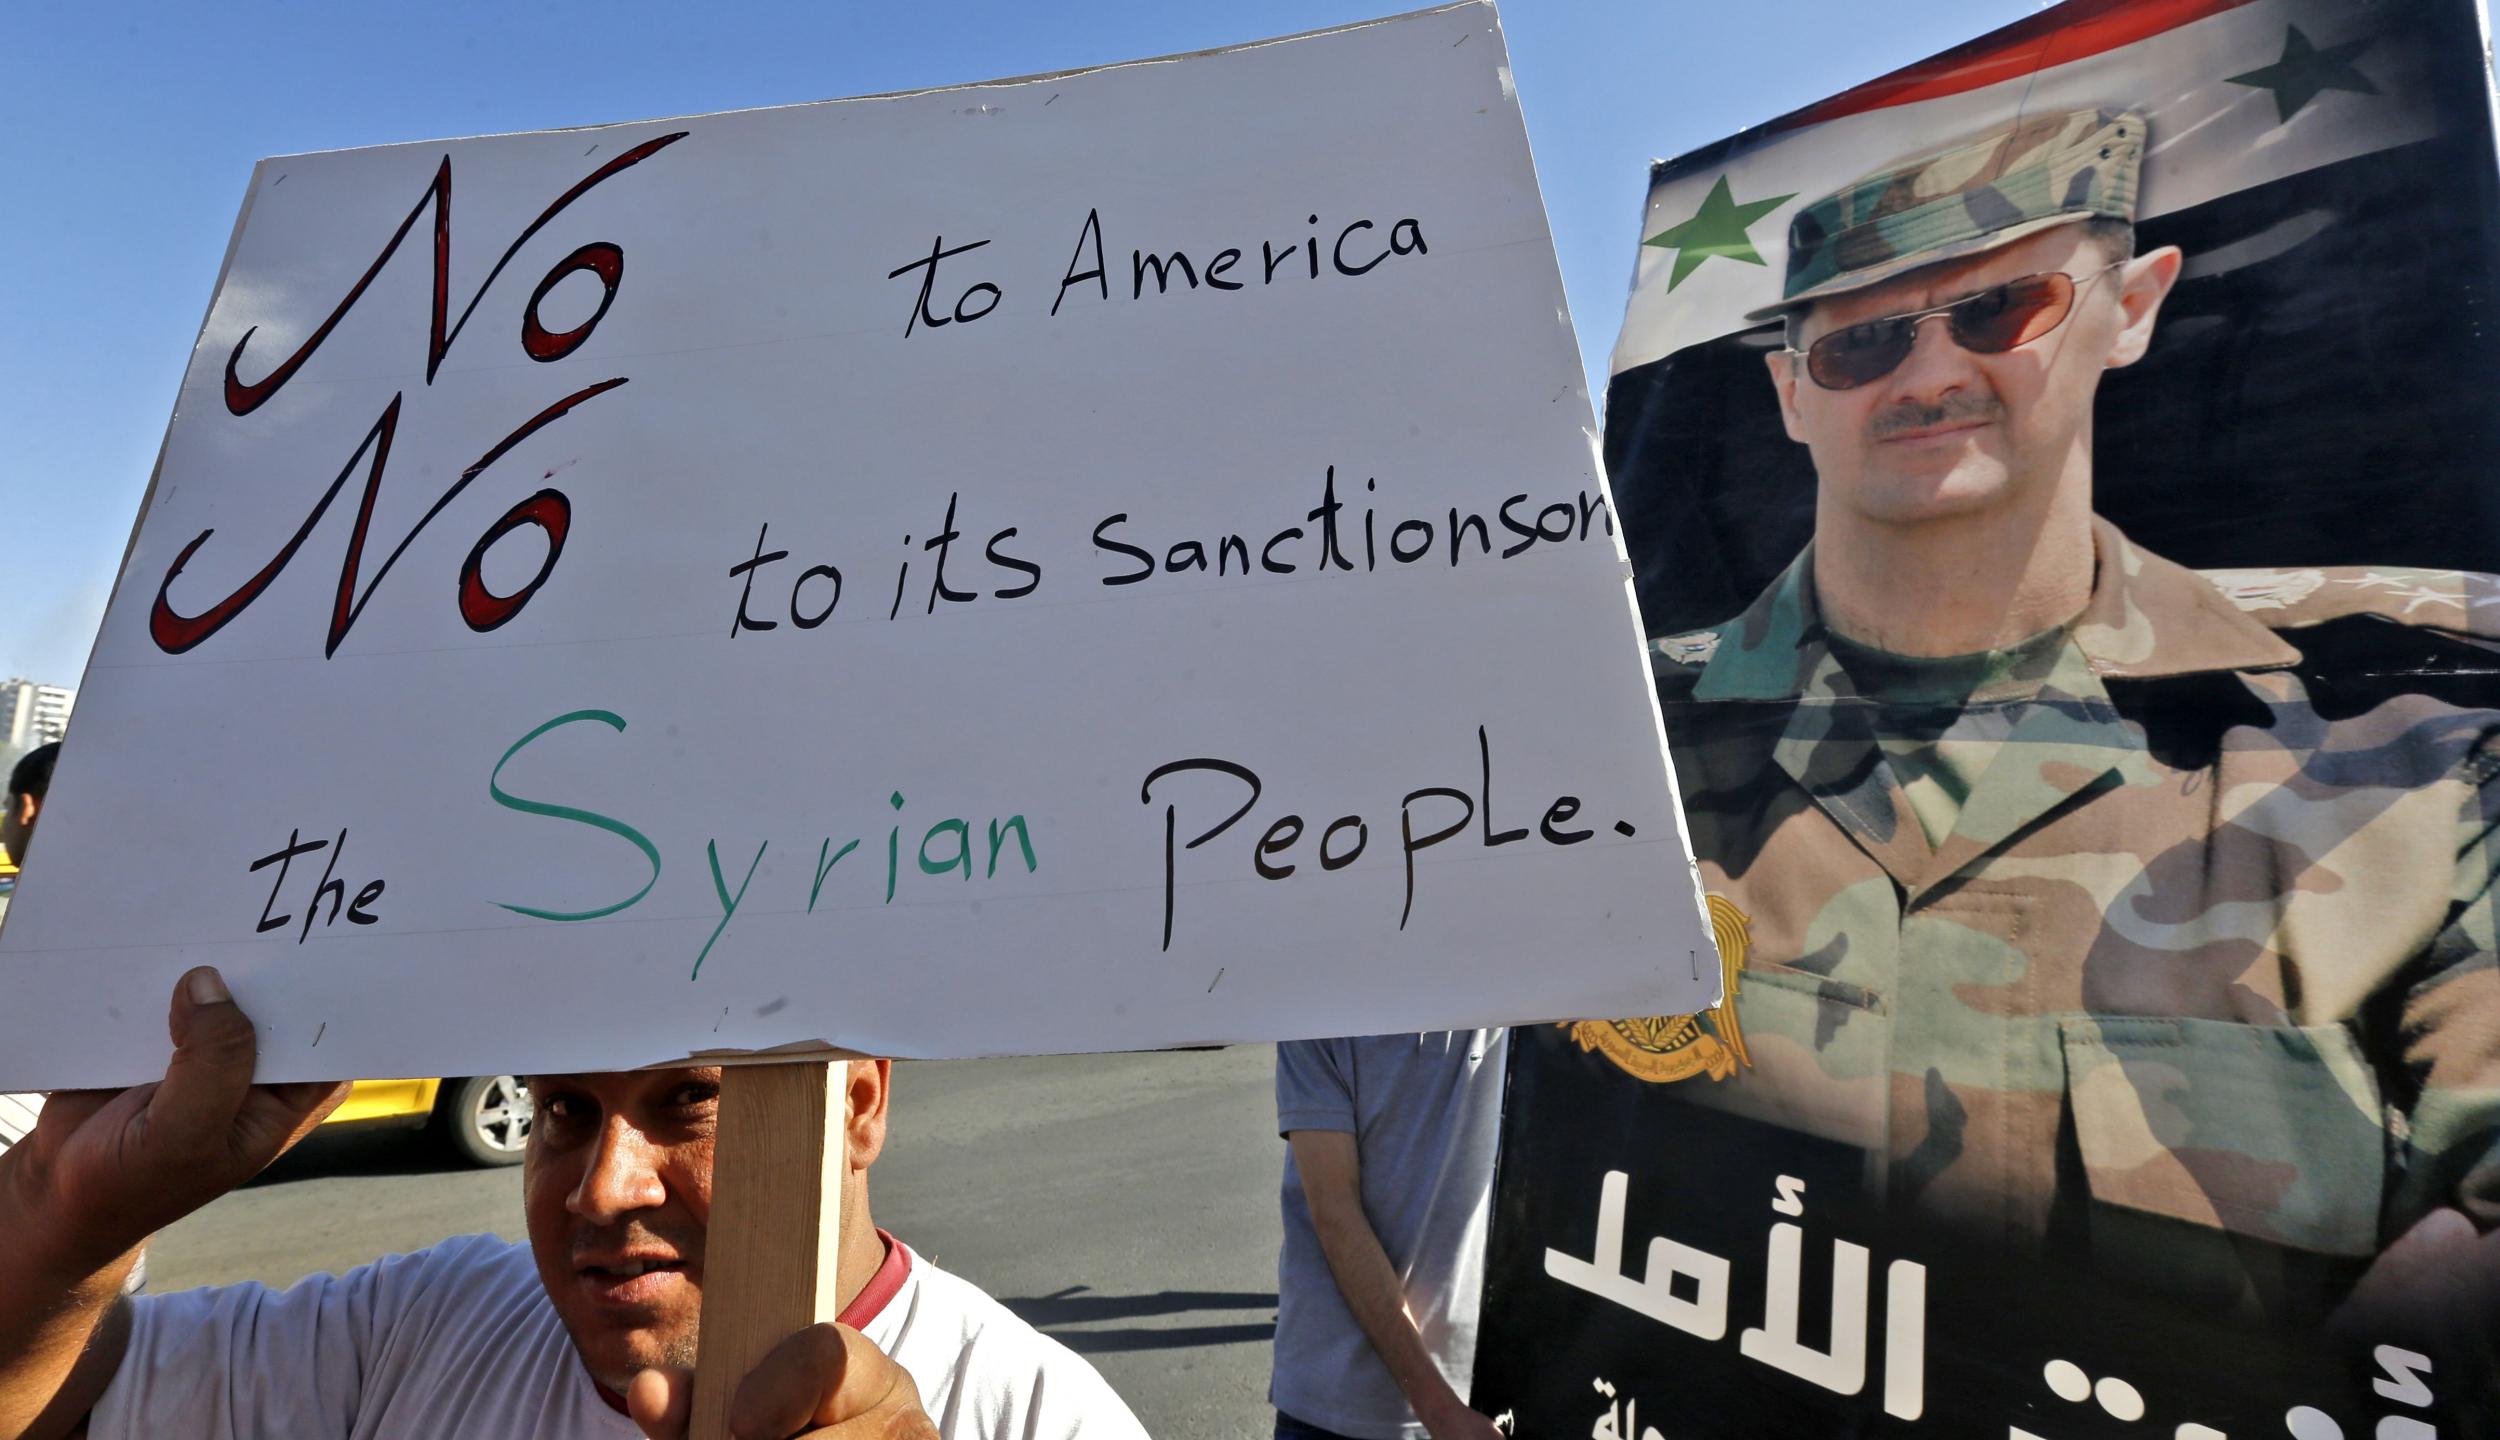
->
<box><xmin>1602</xmin><ymin>0</ymin><xmax>2500</xmax><ymax>636</ymax></box>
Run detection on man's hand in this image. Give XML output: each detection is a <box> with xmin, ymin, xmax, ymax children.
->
<box><xmin>5</xmin><ymin>966</ymin><xmax>347</xmax><ymax>1271</ymax></box>
<box><xmin>0</xmin><ymin>966</ymin><xmax>348</xmax><ymax>1440</ymax></box>
<box><xmin>625</xmin><ymin>1323</ymin><xmax>939</xmax><ymax>1440</ymax></box>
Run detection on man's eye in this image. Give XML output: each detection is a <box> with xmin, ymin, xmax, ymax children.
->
<box><xmin>540</xmin><ymin>1094</ymin><xmax>591</xmax><ymax>1123</ymax></box>
<box><xmin>1828</xmin><ymin>323</ymin><xmax>1892</xmax><ymax>354</ymax></box>
<box><xmin>1957</xmin><ymin>286</ymin><xmax>2013</xmax><ymax>320</ymax></box>
<box><xmin>668</xmin><ymin>1083</ymin><xmax>720</xmax><ymax>1111</ymax></box>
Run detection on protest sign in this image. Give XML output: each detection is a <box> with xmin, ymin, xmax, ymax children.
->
<box><xmin>1475</xmin><ymin>0</ymin><xmax>2500</xmax><ymax>1434</ymax></box>
<box><xmin>0</xmin><ymin>2</ymin><xmax>1716</xmax><ymax>1089</ymax></box>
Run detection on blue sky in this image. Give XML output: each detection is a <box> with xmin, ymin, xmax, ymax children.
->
<box><xmin>0</xmin><ymin>0</ymin><xmax>2030</xmax><ymax>687</ymax></box>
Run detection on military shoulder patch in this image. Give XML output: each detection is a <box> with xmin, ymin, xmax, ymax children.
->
<box><xmin>1651</xmin><ymin>630</ymin><xmax>1723</xmax><ymax>667</ymax></box>
<box><xmin>2203</xmin><ymin>566</ymin><xmax>2500</xmax><ymax>646</ymax></box>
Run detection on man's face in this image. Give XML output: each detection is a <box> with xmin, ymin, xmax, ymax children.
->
<box><xmin>1766</xmin><ymin>224</ymin><xmax>2178</xmax><ymax>528</ymax></box>
<box><xmin>523</xmin><ymin>1067</ymin><xmax>721</xmax><ymax>1393</ymax></box>
<box><xmin>1</xmin><ymin>791</ymin><xmax>36</xmax><ymax>865</ymax></box>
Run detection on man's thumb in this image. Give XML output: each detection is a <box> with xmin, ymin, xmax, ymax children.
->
<box><xmin>152</xmin><ymin>967</ymin><xmax>258</xmax><ymax>1150</ymax></box>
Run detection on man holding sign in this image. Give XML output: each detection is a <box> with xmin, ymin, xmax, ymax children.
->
<box><xmin>0</xmin><ymin>968</ymin><xmax>1149</xmax><ymax>1440</ymax></box>
<box><xmin>0</xmin><ymin>9</ymin><xmax>1714</xmax><ymax>1435</ymax></box>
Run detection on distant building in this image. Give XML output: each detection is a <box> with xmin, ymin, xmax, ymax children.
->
<box><xmin>0</xmin><ymin>679</ymin><xmax>74</xmax><ymax>753</ymax></box>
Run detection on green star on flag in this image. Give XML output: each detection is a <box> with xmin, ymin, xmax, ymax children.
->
<box><xmin>1644</xmin><ymin>175</ymin><xmax>1794</xmax><ymax>291</ymax></box>
<box><xmin>2226</xmin><ymin>25</ymin><xmax>2378</xmax><ymax>124</ymax></box>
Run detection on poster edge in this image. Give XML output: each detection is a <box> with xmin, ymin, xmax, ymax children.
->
<box><xmin>246</xmin><ymin>3</ymin><xmax>1503</xmax><ymax>166</ymax></box>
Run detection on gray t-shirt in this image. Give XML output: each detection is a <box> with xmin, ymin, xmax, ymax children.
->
<box><xmin>1270</xmin><ymin>1030</ymin><xmax>1507</xmax><ymax>1440</ymax></box>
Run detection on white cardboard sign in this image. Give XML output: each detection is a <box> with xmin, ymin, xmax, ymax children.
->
<box><xmin>0</xmin><ymin>3</ymin><xmax>1715</xmax><ymax>1086</ymax></box>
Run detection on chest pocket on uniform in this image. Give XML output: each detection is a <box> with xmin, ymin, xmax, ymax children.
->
<box><xmin>2058</xmin><ymin>1016</ymin><xmax>2386</xmax><ymax>1258</ymax></box>
<box><xmin>1699</xmin><ymin>965</ymin><xmax>1890</xmax><ymax>1149</ymax></box>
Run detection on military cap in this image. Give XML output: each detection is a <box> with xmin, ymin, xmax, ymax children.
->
<box><xmin>1745</xmin><ymin>105</ymin><xmax>2147</xmax><ymax>321</ymax></box>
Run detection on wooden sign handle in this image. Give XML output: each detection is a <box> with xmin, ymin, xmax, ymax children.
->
<box><xmin>690</xmin><ymin>1061</ymin><xmax>847</xmax><ymax>1440</ymax></box>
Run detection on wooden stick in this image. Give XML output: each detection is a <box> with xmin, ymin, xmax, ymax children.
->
<box><xmin>690</xmin><ymin>1061</ymin><xmax>847</xmax><ymax>1440</ymax></box>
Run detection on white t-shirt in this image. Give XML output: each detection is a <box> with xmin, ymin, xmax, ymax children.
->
<box><xmin>91</xmin><ymin>1231</ymin><xmax>1147</xmax><ymax>1440</ymax></box>
<box><xmin>0</xmin><ymin>1092</ymin><xmax>39</xmax><ymax>1149</ymax></box>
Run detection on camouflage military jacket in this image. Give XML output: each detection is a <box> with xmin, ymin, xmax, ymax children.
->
<box><xmin>1651</xmin><ymin>517</ymin><xmax>2500</xmax><ymax>1287</ymax></box>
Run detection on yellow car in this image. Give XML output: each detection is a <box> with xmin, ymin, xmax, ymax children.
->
<box><xmin>325</xmin><ymin>1075</ymin><xmax>533</xmax><ymax>1167</ymax></box>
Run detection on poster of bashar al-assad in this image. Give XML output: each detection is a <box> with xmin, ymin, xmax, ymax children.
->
<box><xmin>1473</xmin><ymin>0</ymin><xmax>2500</xmax><ymax>1435</ymax></box>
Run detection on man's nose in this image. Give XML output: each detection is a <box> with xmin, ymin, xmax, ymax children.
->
<box><xmin>568</xmin><ymin>1116</ymin><xmax>667</xmax><ymax>1223</ymax></box>
<box><xmin>1880</xmin><ymin>315</ymin><xmax>1979</xmax><ymax>402</ymax></box>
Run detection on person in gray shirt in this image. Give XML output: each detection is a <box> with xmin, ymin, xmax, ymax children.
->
<box><xmin>1271</xmin><ymin>1030</ymin><xmax>1507</xmax><ymax>1440</ymax></box>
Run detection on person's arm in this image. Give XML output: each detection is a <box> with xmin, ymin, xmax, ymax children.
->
<box><xmin>0</xmin><ymin>969</ymin><xmax>346</xmax><ymax>1440</ymax></box>
<box><xmin>1287</xmin><ymin>1129</ymin><xmax>1501</xmax><ymax>1440</ymax></box>
<box><xmin>0</xmin><ymin>1253</ymin><xmax>133</xmax><ymax>1440</ymax></box>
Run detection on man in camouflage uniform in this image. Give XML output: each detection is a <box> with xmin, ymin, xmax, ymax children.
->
<box><xmin>1638</xmin><ymin>107</ymin><xmax>2500</xmax><ymax>1316</ymax></box>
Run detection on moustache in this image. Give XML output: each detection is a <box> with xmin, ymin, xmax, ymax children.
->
<box><xmin>1869</xmin><ymin>393</ymin><xmax>2003</xmax><ymax>439</ymax></box>
<box><xmin>569</xmin><ymin>1219</ymin><xmax>704</xmax><ymax>1267</ymax></box>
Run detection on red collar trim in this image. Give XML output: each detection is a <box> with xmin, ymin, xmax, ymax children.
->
<box><xmin>839</xmin><ymin>1228</ymin><xmax>911</xmax><ymax>1329</ymax></box>
<box><xmin>593</xmin><ymin>1377</ymin><xmax>630</xmax><ymax>1416</ymax></box>
<box><xmin>589</xmin><ymin>1230</ymin><xmax>912</xmax><ymax>1415</ymax></box>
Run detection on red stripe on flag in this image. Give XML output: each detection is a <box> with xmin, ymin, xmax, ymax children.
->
<box><xmin>1770</xmin><ymin>0</ymin><xmax>2264</xmax><ymax>132</ymax></box>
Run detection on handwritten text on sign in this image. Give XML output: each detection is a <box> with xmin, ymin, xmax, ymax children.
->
<box><xmin>0</xmin><ymin>4</ymin><xmax>1715</xmax><ymax>1087</ymax></box>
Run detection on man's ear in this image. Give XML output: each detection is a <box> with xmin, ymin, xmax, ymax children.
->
<box><xmin>1764</xmin><ymin>346</ymin><xmax>1809</xmax><ymax>443</ymax></box>
<box><xmin>2104</xmin><ymin>244</ymin><xmax>2184</xmax><ymax>370</ymax></box>
<box><xmin>844</xmin><ymin>1058</ymin><xmax>891</xmax><ymax>1172</ymax></box>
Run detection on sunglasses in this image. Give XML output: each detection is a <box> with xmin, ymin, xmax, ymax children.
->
<box><xmin>1791</xmin><ymin>263</ymin><xmax>2123</xmax><ymax>391</ymax></box>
